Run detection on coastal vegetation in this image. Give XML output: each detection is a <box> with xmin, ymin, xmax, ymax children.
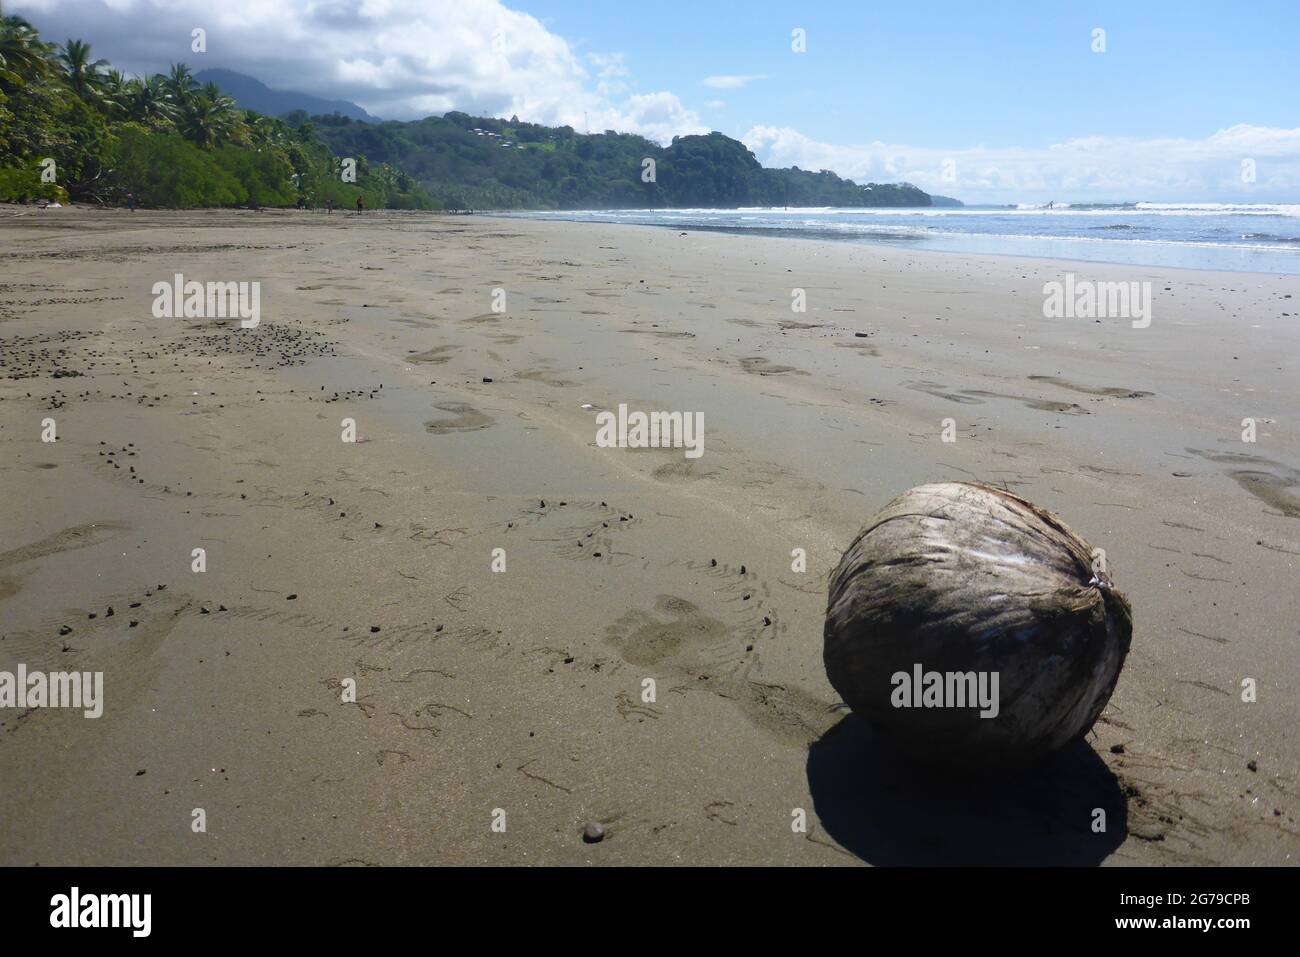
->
<box><xmin>0</xmin><ymin>13</ymin><xmax>433</xmax><ymax>208</ymax></box>
<box><xmin>2</xmin><ymin>15</ymin><xmax>935</xmax><ymax>211</ymax></box>
<box><xmin>308</xmin><ymin>112</ymin><xmax>934</xmax><ymax>211</ymax></box>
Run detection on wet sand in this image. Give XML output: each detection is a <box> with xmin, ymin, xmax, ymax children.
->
<box><xmin>0</xmin><ymin>207</ymin><xmax>1296</xmax><ymax>865</ymax></box>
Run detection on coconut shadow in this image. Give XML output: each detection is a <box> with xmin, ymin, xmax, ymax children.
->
<box><xmin>806</xmin><ymin>715</ymin><xmax>1127</xmax><ymax>865</ymax></box>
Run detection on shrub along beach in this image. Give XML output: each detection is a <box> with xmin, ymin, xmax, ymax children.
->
<box><xmin>0</xmin><ymin>14</ymin><xmax>432</xmax><ymax>209</ymax></box>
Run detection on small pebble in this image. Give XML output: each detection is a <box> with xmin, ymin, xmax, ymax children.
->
<box><xmin>582</xmin><ymin>822</ymin><xmax>604</xmax><ymax>844</ymax></box>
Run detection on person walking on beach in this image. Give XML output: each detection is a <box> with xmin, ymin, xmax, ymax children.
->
<box><xmin>356</xmin><ymin>195</ymin><xmax>364</xmax><ymax>214</ymax></box>
<box><xmin>325</xmin><ymin>199</ymin><xmax>333</xmax><ymax>215</ymax></box>
<box><xmin>126</xmin><ymin>192</ymin><xmax>136</xmax><ymax>212</ymax></box>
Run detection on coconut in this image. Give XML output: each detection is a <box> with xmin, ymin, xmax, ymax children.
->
<box><xmin>824</xmin><ymin>482</ymin><xmax>1131</xmax><ymax>767</ymax></box>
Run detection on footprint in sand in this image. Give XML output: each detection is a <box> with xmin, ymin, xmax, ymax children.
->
<box><xmin>906</xmin><ymin>380</ymin><xmax>984</xmax><ymax>404</ymax></box>
<box><xmin>1028</xmin><ymin>375</ymin><xmax>1154</xmax><ymax>399</ymax></box>
<box><xmin>604</xmin><ymin>594</ymin><xmax>835</xmax><ymax>747</ymax></box>
<box><xmin>651</xmin><ymin>459</ymin><xmax>710</xmax><ymax>482</ymax></box>
<box><xmin>620</xmin><ymin>328</ymin><xmax>695</xmax><ymax>338</ymax></box>
<box><xmin>906</xmin><ymin>380</ymin><xmax>1088</xmax><ymax>414</ymax></box>
<box><xmin>516</xmin><ymin>369</ymin><xmax>576</xmax><ymax>388</ymax></box>
<box><xmin>1187</xmin><ymin>449</ymin><xmax>1300</xmax><ymax>518</ymax></box>
<box><xmin>0</xmin><ymin>522</ymin><xmax>129</xmax><ymax>573</ymax></box>
<box><xmin>407</xmin><ymin>345</ymin><xmax>458</xmax><ymax>364</ymax></box>
<box><xmin>605</xmin><ymin>595</ymin><xmax>733</xmax><ymax>667</ymax></box>
<box><xmin>740</xmin><ymin>356</ymin><xmax>804</xmax><ymax>376</ymax></box>
<box><xmin>1229</xmin><ymin>471</ymin><xmax>1300</xmax><ymax>518</ymax></box>
<box><xmin>835</xmin><ymin>341</ymin><xmax>880</xmax><ymax>357</ymax></box>
<box><xmin>424</xmin><ymin>402</ymin><xmax>493</xmax><ymax>434</ymax></box>
<box><xmin>964</xmin><ymin>390</ymin><xmax>1091</xmax><ymax>415</ymax></box>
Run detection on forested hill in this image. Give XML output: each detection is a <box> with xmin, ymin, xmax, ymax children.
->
<box><xmin>296</xmin><ymin>110</ymin><xmax>935</xmax><ymax>211</ymax></box>
<box><xmin>195</xmin><ymin>69</ymin><xmax>378</xmax><ymax>123</ymax></box>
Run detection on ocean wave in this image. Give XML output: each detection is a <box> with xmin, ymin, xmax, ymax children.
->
<box><xmin>1136</xmin><ymin>202</ymin><xmax>1300</xmax><ymax>217</ymax></box>
<box><xmin>1242</xmin><ymin>232</ymin><xmax>1300</xmax><ymax>244</ymax></box>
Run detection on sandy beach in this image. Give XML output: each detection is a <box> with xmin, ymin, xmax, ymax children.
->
<box><xmin>1</xmin><ymin>207</ymin><xmax>1296</xmax><ymax>866</ymax></box>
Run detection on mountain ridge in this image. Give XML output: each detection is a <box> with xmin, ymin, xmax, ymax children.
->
<box><xmin>195</xmin><ymin>68</ymin><xmax>379</xmax><ymax>123</ymax></box>
<box><xmin>195</xmin><ymin>70</ymin><xmax>963</xmax><ymax>211</ymax></box>
<box><xmin>298</xmin><ymin>110</ymin><xmax>957</xmax><ymax>211</ymax></box>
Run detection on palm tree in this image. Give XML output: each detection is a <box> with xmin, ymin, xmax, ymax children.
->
<box><xmin>57</xmin><ymin>38</ymin><xmax>109</xmax><ymax>102</ymax></box>
<box><xmin>98</xmin><ymin>67</ymin><xmax>128</xmax><ymax>115</ymax></box>
<box><xmin>102</xmin><ymin>68</ymin><xmax>126</xmax><ymax>97</ymax></box>
<box><xmin>243</xmin><ymin>111</ymin><xmax>284</xmax><ymax>149</ymax></box>
<box><xmin>125</xmin><ymin>74</ymin><xmax>176</xmax><ymax>126</ymax></box>
<box><xmin>179</xmin><ymin>91</ymin><xmax>236</xmax><ymax>147</ymax></box>
<box><xmin>164</xmin><ymin>62</ymin><xmax>196</xmax><ymax>105</ymax></box>
<box><xmin>0</xmin><ymin>11</ymin><xmax>52</xmax><ymax>90</ymax></box>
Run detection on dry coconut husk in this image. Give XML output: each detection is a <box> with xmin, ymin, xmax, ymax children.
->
<box><xmin>824</xmin><ymin>482</ymin><xmax>1132</xmax><ymax>767</ymax></box>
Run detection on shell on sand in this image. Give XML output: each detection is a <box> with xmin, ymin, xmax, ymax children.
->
<box><xmin>824</xmin><ymin>482</ymin><xmax>1132</xmax><ymax>767</ymax></box>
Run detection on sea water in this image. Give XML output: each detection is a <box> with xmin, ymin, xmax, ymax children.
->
<box><xmin>499</xmin><ymin>202</ymin><xmax>1300</xmax><ymax>274</ymax></box>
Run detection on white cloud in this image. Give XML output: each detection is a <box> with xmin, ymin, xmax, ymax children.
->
<box><xmin>702</xmin><ymin>74</ymin><xmax>767</xmax><ymax>89</ymax></box>
<box><xmin>608</xmin><ymin>92</ymin><xmax>706</xmax><ymax>143</ymax></box>
<box><xmin>587</xmin><ymin>52</ymin><xmax>629</xmax><ymax>79</ymax></box>
<box><xmin>586</xmin><ymin>51</ymin><xmax>630</xmax><ymax>100</ymax></box>
<box><xmin>12</xmin><ymin>0</ymin><xmax>705</xmax><ymax>142</ymax></box>
<box><xmin>742</xmin><ymin>124</ymin><xmax>1300</xmax><ymax>202</ymax></box>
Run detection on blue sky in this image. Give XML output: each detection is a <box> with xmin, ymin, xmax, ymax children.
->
<box><xmin>15</xmin><ymin>0</ymin><xmax>1300</xmax><ymax>202</ymax></box>
<box><xmin>522</xmin><ymin>0</ymin><xmax>1299</xmax><ymax>148</ymax></box>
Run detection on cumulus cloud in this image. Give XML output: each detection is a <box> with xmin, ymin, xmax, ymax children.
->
<box><xmin>742</xmin><ymin>124</ymin><xmax>1300</xmax><ymax>202</ymax></box>
<box><xmin>608</xmin><ymin>92</ymin><xmax>706</xmax><ymax>143</ymax></box>
<box><xmin>11</xmin><ymin>0</ymin><xmax>704</xmax><ymax>142</ymax></box>
<box><xmin>702</xmin><ymin>74</ymin><xmax>766</xmax><ymax>89</ymax></box>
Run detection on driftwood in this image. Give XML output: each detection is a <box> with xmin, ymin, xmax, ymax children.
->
<box><xmin>824</xmin><ymin>482</ymin><xmax>1132</xmax><ymax>767</ymax></box>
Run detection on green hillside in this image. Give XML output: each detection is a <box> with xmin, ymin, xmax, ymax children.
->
<box><xmin>0</xmin><ymin>16</ymin><xmax>432</xmax><ymax>209</ymax></box>
<box><xmin>1</xmin><ymin>10</ymin><xmax>936</xmax><ymax>212</ymax></box>
<box><xmin>301</xmin><ymin>111</ymin><xmax>934</xmax><ymax>211</ymax></box>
